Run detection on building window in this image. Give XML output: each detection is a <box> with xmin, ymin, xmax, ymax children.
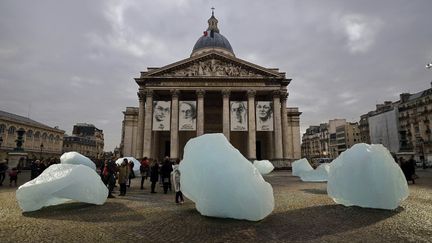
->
<box><xmin>48</xmin><ymin>134</ymin><xmax>54</xmax><ymax>143</ymax></box>
<box><xmin>8</xmin><ymin>126</ymin><xmax>16</xmax><ymax>135</ymax></box>
<box><xmin>42</xmin><ymin>133</ymin><xmax>47</xmax><ymax>141</ymax></box>
<box><xmin>27</xmin><ymin>130</ymin><xmax>33</xmax><ymax>138</ymax></box>
<box><xmin>34</xmin><ymin>132</ymin><xmax>40</xmax><ymax>140</ymax></box>
<box><xmin>0</xmin><ymin>124</ymin><xmax>5</xmax><ymax>134</ymax></box>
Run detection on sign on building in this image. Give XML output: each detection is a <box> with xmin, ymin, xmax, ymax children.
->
<box><xmin>256</xmin><ymin>101</ymin><xmax>274</xmax><ymax>131</ymax></box>
<box><xmin>179</xmin><ymin>101</ymin><xmax>197</xmax><ymax>131</ymax></box>
<box><xmin>152</xmin><ymin>101</ymin><xmax>171</xmax><ymax>131</ymax></box>
<box><xmin>230</xmin><ymin>101</ymin><xmax>248</xmax><ymax>131</ymax></box>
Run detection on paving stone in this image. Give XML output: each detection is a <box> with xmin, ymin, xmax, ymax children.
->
<box><xmin>0</xmin><ymin>169</ymin><xmax>431</xmax><ymax>242</ymax></box>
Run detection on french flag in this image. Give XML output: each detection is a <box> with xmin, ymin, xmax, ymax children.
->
<box><xmin>203</xmin><ymin>30</ymin><xmax>214</xmax><ymax>38</ymax></box>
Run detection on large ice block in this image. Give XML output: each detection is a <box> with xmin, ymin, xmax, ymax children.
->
<box><xmin>292</xmin><ymin>158</ymin><xmax>313</xmax><ymax>176</ymax></box>
<box><xmin>327</xmin><ymin>143</ymin><xmax>409</xmax><ymax>210</ymax></box>
<box><xmin>179</xmin><ymin>134</ymin><xmax>274</xmax><ymax>221</ymax></box>
<box><xmin>60</xmin><ymin>151</ymin><xmax>96</xmax><ymax>170</ymax></box>
<box><xmin>253</xmin><ymin>160</ymin><xmax>274</xmax><ymax>175</ymax></box>
<box><xmin>299</xmin><ymin>163</ymin><xmax>330</xmax><ymax>182</ymax></box>
<box><xmin>115</xmin><ymin>157</ymin><xmax>140</xmax><ymax>174</ymax></box>
<box><xmin>16</xmin><ymin>164</ymin><xmax>108</xmax><ymax>212</ymax></box>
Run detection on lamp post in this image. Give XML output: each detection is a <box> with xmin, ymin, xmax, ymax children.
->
<box><xmin>40</xmin><ymin>143</ymin><xmax>44</xmax><ymax>160</ymax></box>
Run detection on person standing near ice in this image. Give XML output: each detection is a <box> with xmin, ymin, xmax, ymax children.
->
<box><xmin>171</xmin><ymin>159</ymin><xmax>184</xmax><ymax>204</ymax></box>
<box><xmin>118</xmin><ymin>159</ymin><xmax>129</xmax><ymax>196</ymax></box>
<box><xmin>150</xmin><ymin>160</ymin><xmax>159</xmax><ymax>193</ymax></box>
<box><xmin>140</xmin><ymin>157</ymin><xmax>150</xmax><ymax>190</ymax></box>
<box><xmin>160</xmin><ymin>158</ymin><xmax>173</xmax><ymax>194</ymax></box>
<box><xmin>127</xmin><ymin>160</ymin><xmax>135</xmax><ymax>188</ymax></box>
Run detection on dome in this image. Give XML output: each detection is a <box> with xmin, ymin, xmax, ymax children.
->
<box><xmin>191</xmin><ymin>11</ymin><xmax>235</xmax><ymax>57</ymax></box>
<box><xmin>192</xmin><ymin>32</ymin><xmax>234</xmax><ymax>55</ymax></box>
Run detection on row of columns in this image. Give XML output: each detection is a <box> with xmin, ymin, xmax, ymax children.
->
<box><xmin>136</xmin><ymin>89</ymin><xmax>290</xmax><ymax>161</ymax></box>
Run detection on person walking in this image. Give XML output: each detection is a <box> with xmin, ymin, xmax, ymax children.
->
<box><xmin>118</xmin><ymin>159</ymin><xmax>129</xmax><ymax>196</ymax></box>
<box><xmin>140</xmin><ymin>157</ymin><xmax>150</xmax><ymax>189</ymax></box>
<box><xmin>127</xmin><ymin>160</ymin><xmax>135</xmax><ymax>188</ymax></box>
<box><xmin>8</xmin><ymin>167</ymin><xmax>20</xmax><ymax>187</ymax></box>
<box><xmin>0</xmin><ymin>160</ymin><xmax>8</xmax><ymax>186</ymax></box>
<box><xmin>150</xmin><ymin>160</ymin><xmax>159</xmax><ymax>193</ymax></box>
<box><xmin>171</xmin><ymin>159</ymin><xmax>184</xmax><ymax>204</ymax></box>
<box><xmin>160</xmin><ymin>157</ymin><xmax>173</xmax><ymax>194</ymax></box>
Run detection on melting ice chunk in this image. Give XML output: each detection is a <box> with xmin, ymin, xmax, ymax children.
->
<box><xmin>179</xmin><ymin>134</ymin><xmax>274</xmax><ymax>221</ymax></box>
<box><xmin>253</xmin><ymin>160</ymin><xmax>274</xmax><ymax>175</ymax></box>
<box><xmin>292</xmin><ymin>158</ymin><xmax>313</xmax><ymax>176</ymax></box>
<box><xmin>327</xmin><ymin>143</ymin><xmax>409</xmax><ymax>210</ymax></box>
<box><xmin>60</xmin><ymin>151</ymin><xmax>96</xmax><ymax>171</ymax></box>
<box><xmin>300</xmin><ymin>163</ymin><xmax>330</xmax><ymax>182</ymax></box>
<box><xmin>16</xmin><ymin>164</ymin><xmax>108</xmax><ymax>212</ymax></box>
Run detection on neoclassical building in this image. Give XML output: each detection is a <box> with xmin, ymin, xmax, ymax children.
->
<box><xmin>124</xmin><ymin>12</ymin><xmax>301</xmax><ymax>167</ymax></box>
<box><xmin>0</xmin><ymin>110</ymin><xmax>64</xmax><ymax>161</ymax></box>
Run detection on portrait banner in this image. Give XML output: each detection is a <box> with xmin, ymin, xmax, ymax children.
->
<box><xmin>179</xmin><ymin>101</ymin><xmax>197</xmax><ymax>131</ymax></box>
<box><xmin>256</xmin><ymin>101</ymin><xmax>273</xmax><ymax>131</ymax></box>
<box><xmin>152</xmin><ymin>101</ymin><xmax>171</xmax><ymax>131</ymax></box>
<box><xmin>230</xmin><ymin>101</ymin><xmax>248</xmax><ymax>131</ymax></box>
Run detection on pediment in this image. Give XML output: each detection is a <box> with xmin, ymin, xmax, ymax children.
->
<box><xmin>144</xmin><ymin>52</ymin><xmax>282</xmax><ymax>79</ymax></box>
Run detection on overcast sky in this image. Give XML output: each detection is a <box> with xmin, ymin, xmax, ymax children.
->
<box><xmin>1</xmin><ymin>0</ymin><xmax>431</xmax><ymax>151</ymax></box>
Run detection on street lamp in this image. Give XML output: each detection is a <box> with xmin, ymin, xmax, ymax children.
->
<box><xmin>40</xmin><ymin>143</ymin><xmax>44</xmax><ymax>159</ymax></box>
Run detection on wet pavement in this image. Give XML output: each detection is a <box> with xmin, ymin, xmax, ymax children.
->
<box><xmin>0</xmin><ymin>169</ymin><xmax>431</xmax><ymax>242</ymax></box>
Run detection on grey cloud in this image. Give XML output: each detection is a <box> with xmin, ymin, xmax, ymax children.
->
<box><xmin>1</xmin><ymin>0</ymin><xmax>431</xmax><ymax>150</ymax></box>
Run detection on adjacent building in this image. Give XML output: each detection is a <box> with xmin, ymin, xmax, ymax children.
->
<box><xmin>63</xmin><ymin>123</ymin><xmax>104</xmax><ymax>160</ymax></box>
<box><xmin>302</xmin><ymin>119</ymin><xmax>364</xmax><ymax>160</ymax></box>
<box><xmin>0</xmin><ymin>110</ymin><xmax>64</xmax><ymax>161</ymax></box>
<box><xmin>121</xmin><ymin>12</ymin><xmax>302</xmax><ymax>167</ymax></box>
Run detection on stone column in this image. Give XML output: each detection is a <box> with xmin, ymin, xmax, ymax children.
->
<box><xmin>273</xmin><ymin>91</ymin><xmax>283</xmax><ymax>159</ymax></box>
<box><xmin>136</xmin><ymin>90</ymin><xmax>145</xmax><ymax>159</ymax></box>
<box><xmin>247</xmin><ymin>90</ymin><xmax>257</xmax><ymax>160</ymax></box>
<box><xmin>170</xmin><ymin>89</ymin><xmax>180</xmax><ymax>159</ymax></box>
<box><xmin>222</xmin><ymin>89</ymin><xmax>230</xmax><ymax>141</ymax></box>
<box><xmin>281</xmin><ymin>92</ymin><xmax>290</xmax><ymax>159</ymax></box>
<box><xmin>196</xmin><ymin>89</ymin><xmax>205</xmax><ymax>136</ymax></box>
<box><xmin>143</xmin><ymin>90</ymin><xmax>154</xmax><ymax>159</ymax></box>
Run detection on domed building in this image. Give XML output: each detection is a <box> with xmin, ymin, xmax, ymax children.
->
<box><xmin>121</xmin><ymin>12</ymin><xmax>301</xmax><ymax>167</ymax></box>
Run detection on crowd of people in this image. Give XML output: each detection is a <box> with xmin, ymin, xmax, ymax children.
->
<box><xmin>99</xmin><ymin>156</ymin><xmax>184</xmax><ymax>204</ymax></box>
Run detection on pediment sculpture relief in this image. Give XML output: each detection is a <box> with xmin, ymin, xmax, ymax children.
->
<box><xmin>160</xmin><ymin>59</ymin><xmax>265</xmax><ymax>78</ymax></box>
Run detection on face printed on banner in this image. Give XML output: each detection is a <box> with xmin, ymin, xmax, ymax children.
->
<box><xmin>153</xmin><ymin>101</ymin><xmax>171</xmax><ymax>131</ymax></box>
<box><xmin>230</xmin><ymin>101</ymin><xmax>248</xmax><ymax>131</ymax></box>
<box><xmin>256</xmin><ymin>101</ymin><xmax>273</xmax><ymax>131</ymax></box>
<box><xmin>257</xmin><ymin>102</ymin><xmax>272</xmax><ymax>122</ymax></box>
<box><xmin>154</xmin><ymin>103</ymin><xmax>170</xmax><ymax>122</ymax></box>
<box><xmin>179</xmin><ymin>101</ymin><xmax>197</xmax><ymax>131</ymax></box>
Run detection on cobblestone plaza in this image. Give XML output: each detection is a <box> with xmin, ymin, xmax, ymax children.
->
<box><xmin>1</xmin><ymin>170</ymin><xmax>431</xmax><ymax>242</ymax></box>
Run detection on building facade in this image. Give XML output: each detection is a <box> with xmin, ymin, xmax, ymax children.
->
<box><xmin>398</xmin><ymin>87</ymin><xmax>432</xmax><ymax>161</ymax></box>
<box><xmin>127</xmin><ymin>13</ymin><xmax>301</xmax><ymax>167</ymax></box>
<box><xmin>368</xmin><ymin>104</ymin><xmax>400</xmax><ymax>153</ymax></box>
<box><xmin>335</xmin><ymin>122</ymin><xmax>361</xmax><ymax>155</ymax></box>
<box><xmin>0</xmin><ymin>110</ymin><xmax>64</xmax><ymax>161</ymax></box>
<box><xmin>302</xmin><ymin>119</ymin><xmax>363</xmax><ymax>160</ymax></box>
<box><xmin>120</xmin><ymin>107</ymin><xmax>139</xmax><ymax>157</ymax></box>
<box><xmin>63</xmin><ymin>123</ymin><xmax>104</xmax><ymax>160</ymax></box>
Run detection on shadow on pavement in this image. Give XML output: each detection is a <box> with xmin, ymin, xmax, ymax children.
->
<box><xmin>22</xmin><ymin>201</ymin><xmax>144</xmax><ymax>223</ymax></box>
<box><xmin>301</xmin><ymin>188</ymin><xmax>327</xmax><ymax>195</ymax></box>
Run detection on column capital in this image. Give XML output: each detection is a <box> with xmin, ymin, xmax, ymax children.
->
<box><xmin>196</xmin><ymin>89</ymin><xmax>206</xmax><ymax>98</ymax></box>
<box><xmin>144</xmin><ymin>89</ymin><xmax>154</xmax><ymax>98</ymax></box>
<box><xmin>170</xmin><ymin>89</ymin><xmax>180</xmax><ymax>98</ymax></box>
<box><xmin>247</xmin><ymin>90</ymin><xmax>256</xmax><ymax>98</ymax></box>
<box><xmin>280</xmin><ymin>92</ymin><xmax>289</xmax><ymax>102</ymax></box>
<box><xmin>272</xmin><ymin>90</ymin><xmax>282</xmax><ymax>99</ymax></box>
<box><xmin>137</xmin><ymin>91</ymin><xmax>145</xmax><ymax>101</ymax></box>
<box><xmin>221</xmin><ymin>89</ymin><xmax>230</xmax><ymax>98</ymax></box>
